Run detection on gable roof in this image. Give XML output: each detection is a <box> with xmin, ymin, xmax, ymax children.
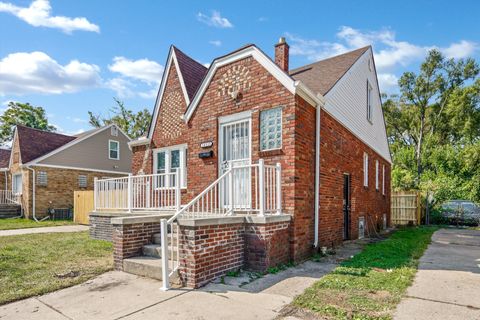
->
<box><xmin>16</xmin><ymin>126</ymin><xmax>76</xmax><ymax>164</ymax></box>
<box><xmin>289</xmin><ymin>46</ymin><xmax>370</xmax><ymax>96</ymax></box>
<box><xmin>173</xmin><ymin>46</ymin><xmax>208</xmax><ymax>100</ymax></box>
<box><xmin>0</xmin><ymin>149</ymin><xmax>10</xmax><ymax>168</ymax></box>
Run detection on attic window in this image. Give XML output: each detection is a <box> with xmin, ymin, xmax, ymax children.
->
<box><xmin>37</xmin><ymin>171</ymin><xmax>47</xmax><ymax>186</ymax></box>
<box><xmin>111</xmin><ymin>126</ymin><xmax>118</xmax><ymax>136</ymax></box>
<box><xmin>367</xmin><ymin>81</ymin><xmax>373</xmax><ymax>123</ymax></box>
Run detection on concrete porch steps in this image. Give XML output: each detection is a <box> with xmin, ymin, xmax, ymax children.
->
<box><xmin>152</xmin><ymin>232</ymin><xmax>178</xmax><ymax>245</ymax></box>
<box><xmin>0</xmin><ymin>204</ymin><xmax>21</xmax><ymax>218</ymax></box>
<box><xmin>142</xmin><ymin>244</ymin><xmax>178</xmax><ymax>259</ymax></box>
<box><xmin>123</xmin><ymin>256</ymin><xmax>164</xmax><ymax>280</ymax></box>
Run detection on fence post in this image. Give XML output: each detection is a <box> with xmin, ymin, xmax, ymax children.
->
<box><xmin>93</xmin><ymin>177</ymin><xmax>98</xmax><ymax>212</ymax></box>
<box><xmin>160</xmin><ymin>219</ymin><xmax>170</xmax><ymax>291</ymax></box>
<box><xmin>276</xmin><ymin>162</ymin><xmax>282</xmax><ymax>215</ymax></box>
<box><xmin>228</xmin><ymin>169</ymin><xmax>234</xmax><ymax>214</ymax></box>
<box><xmin>258</xmin><ymin>159</ymin><xmax>265</xmax><ymax>216</ymax></box>
<box><xmin>127</xmin><ymin>174</ymin><xmax>133</xmax><ymax>213</ymax></box>
<box><xmin>175</xmin><ymin>168</ymin><xmax>181</xmax><ymax>212</ymax></box>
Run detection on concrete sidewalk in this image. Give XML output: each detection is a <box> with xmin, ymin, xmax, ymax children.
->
<box><xmin>394</xmin><ymin>228</ymin><xmax>480</xmax><ymax>320</ymax></box>
<box><xmin>0</xmin><ymin>225</ymin><xmax>89</xmax><ymax>236</ymax></box>
<box><xmin>0</xmin><ymin>240</ymin><xmax>363</xmax><ymax>319</ymax></box>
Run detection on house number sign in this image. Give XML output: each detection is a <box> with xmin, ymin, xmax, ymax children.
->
<box><xmin>200</xmin><ymin>141</ymin><xmax>213</xmax><ymax>148</ymax></box>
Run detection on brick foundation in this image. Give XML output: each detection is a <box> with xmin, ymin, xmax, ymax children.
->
<box><xmin>177</xmin><ymin>215</ymin><xmax>291</xmax><ymax>288</ymax></box>
<box><xmin>111</xmin><ymin>216</ymin><xmax>161</xmax><ymax>270</ymax></box>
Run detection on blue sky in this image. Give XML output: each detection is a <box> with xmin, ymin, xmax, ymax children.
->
<box><xmin>0</xmin><ymin>0</ymin><xmax>479</xmax><ymax>135</ymax></box>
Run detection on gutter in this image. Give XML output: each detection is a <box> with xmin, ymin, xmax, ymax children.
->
<box><xmin>24</xmin><ymin>166</ymin><xmax>48</xmax><ymax>222</ymax></box>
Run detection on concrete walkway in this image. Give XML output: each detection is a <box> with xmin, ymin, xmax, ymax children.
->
<box><xmin>0</xmin><ymin>240</ymin><xmax>364</xmax><ymax>320</ymax></box>
<box><xmin>0</xmin><ymin>225</ymin><xmax>89</xmax><ymax>236</ymax></box>
<box><xmin>394</xmin><ymin>228</ymin><xmax>480</xmax><ymax>320</ymax></box>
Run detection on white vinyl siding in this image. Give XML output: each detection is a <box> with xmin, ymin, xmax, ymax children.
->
<box><xmin>324</xmin><ymin>49</ymin><xmax>391</xmax><ymax>163</ymax></box>
<box><xmin>260</xmin><ymin>107</ymin><xmax>282</xmax><ymax>151</ymax></box>
<box><xmin>109</xmin><ymin>140</ymin><xmax>120</xmax><ymax>160</ymax></box>
<box><xmin>367</xmin><ymin>81</ymin><xmax>373</xmax><ymax>122</ymax></box>
<box><xmin>37</xmin><ymin>171</ymin><xmax>47</xmax><ymax>186</ymax></box>
<box><xmin>375</xmin><ymin>160</ymin><xmax>379</xmax><ymax>190</ymax></box>
<box><xmin>153</xmin><ymin>144</ymin><xmax>187</xmax><ymax>188</ymax></box>
<box><xmin>363</xmin><ymin>153</ymin><xmax>369</xmax><ymax>187</ymax></box>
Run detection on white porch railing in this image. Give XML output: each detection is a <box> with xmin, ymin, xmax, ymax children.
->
<box><xmin>94</xmin><ymin>171</ymin><xmax>181</xmax><ymax>212</ymax></box>
<box><xmin>160</xmin><ymin>159</ymin><xmax>282</xmax><ymax>290</ymax></box>
<box><xmin>0</xmin><ymin>190</ymin><xmax>21</xmax><ymax>205</ymax></box>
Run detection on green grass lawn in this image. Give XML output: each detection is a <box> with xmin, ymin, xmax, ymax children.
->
<box><xmin>0</xmin><ymin>218</ymin><xmax>76</xmax><ymax>230</ymax></box>
<box><xmin>0</xmin><ymin>231</ymin><xmax>113</xmax><ymax>305</ymax></box>
<box><xmin>292</xmin><ymin>226</ymin><xmax>438</xmax><ymax>320</ymax></box>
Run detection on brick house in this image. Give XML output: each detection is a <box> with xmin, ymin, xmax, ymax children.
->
<box><xmin>0</xmin><ymin>124</ymin><xmax>131</xmax><ymax>219</ymax></box>
<box><xmin>95</xmin><ymin>38</ymin><xmax>391</xmax><ymax>289</ymax></box>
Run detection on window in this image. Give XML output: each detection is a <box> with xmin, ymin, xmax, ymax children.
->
<box><xmin>109</xmin><ymin>140</ymin><xmax>120</xmax><ymax>160</ymax></box>
<box><xmin>367</xmin><ymin>81</ymin><xmax>373</xmax><ymax>122</ymax></box>
<box><xmin>78</xmin><ymin>175</ymin><xmax>87</xmax><ymax>188</ymax></box>
<box><xmin>12</xmin><ymin>174</ymin><xmax>22</xmax><ymax>194</ymax></box>
<box><xmin>382</xmin><ymin>165</ymin><xmax>385</xmax><ymax>195</ymax></box>
<box><xmin>153</xmin><ymin>144</ymin><xmax>187</xmax><ymax>188</ymax></box>
<box><xmin>260</xmin><ymin>107</ymin><xmax>282</xmax><ymax>151</ymax></box>
<box><xmin>363</xmin><ymin>153</ymin><xmax>369</xmax><ymax>187</ymax></box>
<box><xmin>375</xmin><ymin>160</ymin><xmax>379</xmax><ymax>190</ymax></box>
<box><xmin>111</xmin><ymin>126</ymin><xmax>118</xmax><ymax>136</ymax></box>
<box><xmin>37</xmin><ymin>171</ymin><xmax>47</xmax><ymax>186</ymax></box>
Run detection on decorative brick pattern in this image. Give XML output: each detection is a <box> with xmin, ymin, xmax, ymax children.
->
<box><xmin>217</xmin><ymin>63</ymin><xmax>252</xmax><ymax>97</ymax></box>
<box><xmin>112</xmin><ymin>221</ymin><xmax>160</xmax><ymax>270</ymax></box>
<box><xmin>161</xmin><ymin>91</ymin><xmax>184</xmax><ymax>139</ymax></box>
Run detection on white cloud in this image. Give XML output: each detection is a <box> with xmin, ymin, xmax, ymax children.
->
<box><xmin>108</xmin><ymin>57</ymin><xmax>163</xmax><ymax>84</ymax></box>
<box><xmin>209</xmin><ymin>40</ymin><xmax>222</xmax><ymax>47</ymax></box>
<box><xmin>105</xmin><ymin>77</ymin><xmax>135</xmax><ymax>98</ymax></box>
<box><xmin>442</xmin><ymin>40</ymin><xmax>478</xmax><ymax>59</ymax></box>
<box><xmin>0</xmin><ymin>51</ymin><xmax>101</xmax><ymax>95</ymax></box>
<box><xmin>377</xmin><ymin>73</ymin><xmax>399</xmax><ymax>92</ymax></box>
<box><xmin>0</xmin><ymin>0</ymin><xmax>99</xmax><ymax>33</ymax></box>
<box><xmin>197</xmin><ymin>11</ymin><xmax>233</xmax><ymax>28</ymax></box>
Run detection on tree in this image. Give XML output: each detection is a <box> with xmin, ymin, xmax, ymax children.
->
<box><xmin>0</xmin><ymin>102</ymin><xmax>56</xmax><ymax>145</ymax></box>
<box><xmin>383</xmin><ymin>50</ymin><xmax>480</xmax><ymax>203</ymax></box>
<box><xmin>88</xmin><ymin>98</ymin><xmax>152</xmax><ymax>139</ymax></box>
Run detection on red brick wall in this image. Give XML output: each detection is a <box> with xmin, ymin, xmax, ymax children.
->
<box><xmin>319</xmin><ymin>110</ymin><xmax>391</xmax><ymax>246</ymax></box>
<box><xmin>179</xmin><ymin>223</ymin><xmax>245</xmax><ymax>288</ymax></box>
<box><xmin>244</xmin><ymin>221</ymin><xmax>290</xmax><ymax>271</ymax></box>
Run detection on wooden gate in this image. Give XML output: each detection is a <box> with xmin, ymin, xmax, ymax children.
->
<box><xmin>74</xmin><ymin>191</ymin><xmax>94</xmax><ymax>225</ymax></box>
<box><xmin>391</xmin><ymin>191</ymin><xmax>421</xmax><ymax>225</ymax></box>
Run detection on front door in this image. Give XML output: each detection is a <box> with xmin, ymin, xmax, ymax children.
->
<box><xmin>219</xmin><ymin>116</ymin><xmax>251</xmax><ymax>210</ymax></box>
<box><xmin>343</xmin><ymin>174</ymin><xmax>351</xmax><ymax>240</ymax></box>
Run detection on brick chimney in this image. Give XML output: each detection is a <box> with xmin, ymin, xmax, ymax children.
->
<box><xmin>275</xmin><ymin>37</ymin><xmax>289</xmax><ymax>72</ymax></box>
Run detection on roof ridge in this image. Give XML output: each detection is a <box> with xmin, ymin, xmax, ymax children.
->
<box><xmin>16</xmin><ymin>124</ymin><xmax>74</xmax><ymax>138</ymax></box>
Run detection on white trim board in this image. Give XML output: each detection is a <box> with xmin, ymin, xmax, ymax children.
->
<box><xmin>23</xmin><ymin>164</ymin><xmax>130</xmax><ymax>175</ymax></box>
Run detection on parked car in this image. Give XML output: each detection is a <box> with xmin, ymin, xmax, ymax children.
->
<box><xmin>441</xmin><ymin>200</ymin><xmax>480</xmax><ymax>226</ymax></box>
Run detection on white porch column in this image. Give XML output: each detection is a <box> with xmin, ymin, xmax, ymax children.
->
<box><xmin>93</xmin><ymin>177</ymin><xmax>98</xmax><ymax>212</ymax></box>
<box><xmin>175</xmin><ymin>168</ymin><xmax>181</xmax><ymax>212</ymax></box>
<box><xmin>160</xmin><ymin>219</ymin><xmax>170</xmax><ymax>291</ymax></box>
<box><xmin>276</xmin><ymin>162</ymin><xmax>282</xmax><ymax>215</ymax></box>
<box><xmin>258</xmin><ymin>159</ymin><xmax>265</xmax><ymax>216</ymax></box>
<box><xmin>127</xmin><ymin>174</ymin><xmax>133</xmax><ymax>213</ymax></box>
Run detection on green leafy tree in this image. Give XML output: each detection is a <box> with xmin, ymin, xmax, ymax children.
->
<box><xmin>88</xmin><ymin>98</ymin><xmax>152</xmax><ymax>139</ymax></box>
<box><xmin>384</xmin><ymin>50</ymin><xmax>480</xmax><ymax>203</ymax></box>
<box><xmin>0</xmin><ymin>102</ymin><xmax>56</xmax><ymax>145</ymax></box>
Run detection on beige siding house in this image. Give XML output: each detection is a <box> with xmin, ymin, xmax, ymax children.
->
<box><xmin>1</xmin><ymin>124</ymin><xmax>131</xmax><ymax>219</ymax></box>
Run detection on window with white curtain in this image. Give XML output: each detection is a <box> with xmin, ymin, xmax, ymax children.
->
<box><xmin>153</xmin><ymin>144</ymin><xmax>187</xmax><ymax>188</ymax></box>
<box><xmin>375</xmin><ymin>160</ymin><xmax>379</xmax><ymax>190</ymax></box>
<box><xmin>363</xmin><ymin>153</ymin><xmax>369</xmax><ymax>187</ymax></box>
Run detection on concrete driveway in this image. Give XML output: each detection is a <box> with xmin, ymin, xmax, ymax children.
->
<box><xmin>395</xmin><ymin>228</ymin><xmax>480</xmax><ymax>320</ymax></box>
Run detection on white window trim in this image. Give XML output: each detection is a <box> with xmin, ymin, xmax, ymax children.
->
<box><xmin>109</xmin><ymin>140</ymin><xmax>120</xmax><ymax>160</ymax></box>
<box><xmin>375</xmin><ymin>160</ymin><xmax>379</xmax><ymax>190</ymax></box>
<box><xmin>363</xmin><ymin>153</ymin><xmax>369</xmax><ymax>187</ymax></box>
<box><xmin>367</xmin><ymin>80</ymin><xmax>373</xmax><ymax>123</ymax></box>
<box><xmin>152</xmin><ymin>144</ymin><xmax>187</xmax><ymax>189</ymax></box>
<box><xmin>260</xmin><ymin>106</ymin><xmax>283</xmax><ymax>152</ymax></box>
<box><xmin>12</xmin><ymin>173</ymin><xmax>22</xmax><ymax>194</ymax></box>
<box><xmin>382</xmin><ymin>165</ymin><xmax>385</xmax><ymax>195</ymax></box>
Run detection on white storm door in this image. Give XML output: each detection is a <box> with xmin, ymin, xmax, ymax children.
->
<box><xmin>219</xmin><ymin>116</ymin><xmax>251</xmax><ymax>210</ymax></box>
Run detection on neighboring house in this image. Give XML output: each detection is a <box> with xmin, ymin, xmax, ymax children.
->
<box><xmin>1</xmin><ymin>124</ymin><xmax>131</xmax><ymax>219</ymax></box>
<box><xmin>0</xmin><ymin>149</ymin><xmax>10</xmax><ymax>191</ymax></box>
<box><xmin>99</xmin><ymin>38</ymin><xmax>391</xmax><ymax>288</ymax></box>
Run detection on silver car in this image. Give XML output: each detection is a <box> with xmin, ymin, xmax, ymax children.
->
<box><xmin>441</xmin><ymin>200</ymin><xmax>480</xmax><ymax>225</ymax></box>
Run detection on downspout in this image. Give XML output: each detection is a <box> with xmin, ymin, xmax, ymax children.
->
<box><xmin>313</xmin><ymin>97</ymin><xmax>321</xmax><ymax>248</ymax></box>
<box><xmin>25</xmin><ymin>166</ymin><xmax>45</xmax><ymax>222</ymax></box>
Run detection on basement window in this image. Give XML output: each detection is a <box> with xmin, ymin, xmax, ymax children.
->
<box><xmin>260</xmin><ymin>107</ymin><xmax>282</xmax><ymax>151</ymax></box>
<box><xmin>37</xmin><ymin>171</ymin><xmax>47</xmax><ymax>186</ymax></box>
<box><xmin>78</xmin><ymin>175</ymin><xmax>87</xmax><ymax>188</ymax></box>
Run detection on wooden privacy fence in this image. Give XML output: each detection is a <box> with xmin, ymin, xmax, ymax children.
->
<box><xmin>74</xmin><ymin>191</ymin><xmax>94</xmax><ymax>225</ymax></box>
<box><xmin>391</xmin><ymin>191</ymin><xmax>421</xmax><ymax>225</ymax></box>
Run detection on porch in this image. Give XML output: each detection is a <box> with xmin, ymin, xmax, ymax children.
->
<box><xmin>0</xmin><ymin>190</ymin><xmax>22</xmax><ymax>219</ymax></box>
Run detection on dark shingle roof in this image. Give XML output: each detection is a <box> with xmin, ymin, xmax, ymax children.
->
<box><xmin>290</xmin><ymin>46</ymin><xmax>370</xmax><ymax>95</ymax></box>
<box><xmin>0</xmin><ymin>149</ymin><xmax>10</xmax><ymax>168</ymax></box>
<box><xmin>16</xmin><ymin>126</ymin><xmax>76</xmax><ymax>164</ymax></box>
<box><xmin>173</xmin><ymin>46</ymin><xmax>208</xmax><ymax>100</ymax></box>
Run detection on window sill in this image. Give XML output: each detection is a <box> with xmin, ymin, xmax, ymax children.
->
<box><xmin>259</xmin><ymin>149</ymin><xmax>283</xmax><ymax>157</ymax></box>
